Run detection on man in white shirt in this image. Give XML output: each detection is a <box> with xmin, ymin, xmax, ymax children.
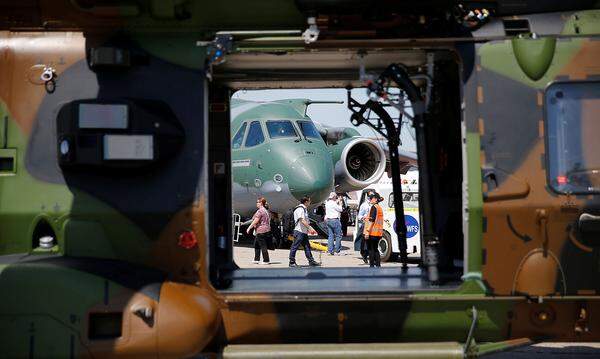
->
<box><xmin>289</xmin><ymin>197</ymin><xmax>320</xmax><ymax>267</ymax></box>
<box><xmin>355</xmin><ymin>191</ymin><xmax>374</xmax><ymax>263</ymax></box>
<box><xmin>324</xmin><ymin>192</ymin><xmax>343</xmax><ymax>255</ymax></box>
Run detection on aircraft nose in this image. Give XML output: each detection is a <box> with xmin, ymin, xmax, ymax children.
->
<box><xmin>289</xmin><ymin>155</ymin><xmax>333</xmax><ymax>202</ymax></box>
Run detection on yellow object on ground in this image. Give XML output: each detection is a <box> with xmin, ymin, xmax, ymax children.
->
<box><xmin>309</xmin><ymin>240</ymin><xmax>328</xmax><ymax>252</ymax></box>
<box><xmin>286</xmin><ymin>235</ymin><xmax>328</xmax><ymax>252</ymax></box>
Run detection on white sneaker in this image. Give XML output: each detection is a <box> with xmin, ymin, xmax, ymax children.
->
<box><xmin>259</xmin><ymin>261</ymin><xmax>271</xmax><ymax>265</ymax></box>
<box><xmin>253</xmin><ymin>260</ymin><xmax>260</xmax><ymax>264</ymax></box>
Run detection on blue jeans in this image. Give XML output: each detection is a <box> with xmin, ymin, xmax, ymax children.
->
<box><xmin>326</xmin><ymin>219</ymin><xmax>343</xmax><ymax>253</ymax></box>
<box><xmin>289</xmin><ymin>230</ymin><xmax>314</xmax><ymax>263</ymax></box>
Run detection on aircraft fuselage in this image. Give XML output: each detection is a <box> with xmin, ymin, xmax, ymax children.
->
<box><xmin>231</xmin><ymin>101</ymin><xmax>334</xmax><ymax>217</ymax></box>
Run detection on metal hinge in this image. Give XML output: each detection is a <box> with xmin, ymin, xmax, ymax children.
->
<box><xmin>199</xmin><ymin>33</ymin><xmax>233</xmax><ymax>80</ymax></box>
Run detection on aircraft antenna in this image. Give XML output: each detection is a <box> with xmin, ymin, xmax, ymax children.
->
<box><xmin>303</xmin><ymin>100</ymin><xmax>344</xmax><ymax>115</ymax></box>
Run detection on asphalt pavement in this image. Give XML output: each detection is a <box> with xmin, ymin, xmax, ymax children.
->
<box><xmin>234</xmin><ymin>226</ymin><xmax>410</xmax><ymax>268</ymax></box>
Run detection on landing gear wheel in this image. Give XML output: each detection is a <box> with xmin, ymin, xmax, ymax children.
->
<box><xmin>378</xmin><ymin>232</ymin><xmax>397</xmax><ymax>262</ymax></box>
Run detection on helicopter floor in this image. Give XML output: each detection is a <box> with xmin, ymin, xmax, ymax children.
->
<box><xmin>221</xmin><ymin>265</ymin><xmax>462</xmax><ymax>294</ymax></box>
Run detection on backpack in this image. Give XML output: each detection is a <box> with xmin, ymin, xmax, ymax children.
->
<box><xmin>282</xmin><ymin>205</ymin><xmax>303</xmax><ymax>235</ymax></box>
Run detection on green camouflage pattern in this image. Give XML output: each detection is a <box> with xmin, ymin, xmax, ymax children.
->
<box><xmin>0</xmin><ymin>1</ymin><xmax>599</xmax><ymax>358</ymax></box>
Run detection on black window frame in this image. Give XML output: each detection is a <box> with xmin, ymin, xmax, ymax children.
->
<box><xmin>544</xmin><ymin>80</ymin><xmax>600</xmax><ymax>195</ymax></box>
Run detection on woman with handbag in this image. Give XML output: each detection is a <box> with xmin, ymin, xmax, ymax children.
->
<box><xmin>247</xmin><ymin>197</ymin><xmax>271</xmax><ymax>265</ymax></box>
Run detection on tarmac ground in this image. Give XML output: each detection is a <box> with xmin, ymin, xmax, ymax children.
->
<box><xmin>234</xmin><ymin>226</ymin><xmax>413</xmax><ymax>268</ymax></box>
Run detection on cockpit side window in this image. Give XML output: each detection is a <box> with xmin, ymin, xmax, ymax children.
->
<box><xmin>266</xmin><ymin>120</ymin><xmax>298</xmax><ymax>138</ymax></box>
<box><xmin>546</xmin><ymin>82</ymin><xmax>600</xmax><ymax>194</ymax></box>
<box><xmin>232</xmin><ymin>122</ymin><xmax>247</xmax><ymax>149</ymax></box>
<box><xmin>297</xmin><ymin>120</ymin><xmax>322</xmax><ymax>139</ymax></box>
<box><xmin>245</xmin><ymin>121</ymin><xmax>265</xmax><ymax>147</ymax></box>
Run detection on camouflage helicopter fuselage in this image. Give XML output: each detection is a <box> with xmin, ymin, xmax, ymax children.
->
<box><xmin>0</xmin><ymin>1</ymin><xmax>600</xmax><ymax>358</ymax></box>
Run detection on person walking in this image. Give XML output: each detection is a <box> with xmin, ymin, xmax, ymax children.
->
<box><xmin>364</xmin><ymin>192</ymin><xmax>384</xmax><ymax>267</ymax></box>
<box><xmin>356</xmin><ymin>191</ymin><xmax>373</xmax><ymax>264</ymax></box>
<box><xmin>289</xmin><ymin>196</ymin><xmax>320</xmax><ymax>267</ymax></box>
<box><xmin>247</xmin><ymin>197</ymin><xmax>271</xmax><ymax>265</ymax></box>
<box><xmin>325</xmin><ymin>192</ymin><xmax>343</xmax><ymax>255</ymax></box>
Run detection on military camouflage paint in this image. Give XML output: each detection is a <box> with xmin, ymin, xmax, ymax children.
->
<box><xmin>0</xmin><ymin>2</ymin><xmax>599</xmax><ymax>358</ymax></box>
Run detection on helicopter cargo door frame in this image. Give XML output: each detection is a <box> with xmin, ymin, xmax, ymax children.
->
<box><xmin>208</xmin><ymin>43</ymin><xmax>465</xmax><ymax>293</ymax></box>
<box><xmin>208</xmin><ymin>84</ymin><xmax>234</xmax><ymax>288</ymax></box>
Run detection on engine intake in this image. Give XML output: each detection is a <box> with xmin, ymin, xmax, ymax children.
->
<box><xmin>334</xmin><ymin>138</ymin><xmax>386</xmax><ymax>193</ymax></box>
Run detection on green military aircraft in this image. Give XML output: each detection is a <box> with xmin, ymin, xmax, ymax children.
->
<box><xmin>230</xmin><ymin>98</ymin><xmax>417</xmax><ymax>217</ymax></box>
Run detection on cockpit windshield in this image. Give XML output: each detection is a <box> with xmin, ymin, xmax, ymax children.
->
<box><xmin>266</xmin><ymin>120</ymin><xmax>298</xmax><ymax>138</ymax></box>
<box><xmin>297</xmin><ymin>120</ymin><xmax>322</xmax><ymax>139</ymax></box>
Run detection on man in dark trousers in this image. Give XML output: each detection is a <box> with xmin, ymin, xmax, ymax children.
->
<box><xmin>364</xmin><ymin>192</ymin><xmax>384</xmax><ymax>267</ymax></box>
<box><xmin>355</xmin><ymin>191</ymin><xmax>373</xmax><ymax>263</ymax></box>
<box><xmin>289</xmin><ymin>196</ymin><xmax>320</xmax><ymax>267</ymax></box>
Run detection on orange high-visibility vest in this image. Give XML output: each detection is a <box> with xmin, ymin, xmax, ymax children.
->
<box><xmin>364</xmin><ymin>204</ymin><xmax>384</xmax><ymax>237</ymax></box>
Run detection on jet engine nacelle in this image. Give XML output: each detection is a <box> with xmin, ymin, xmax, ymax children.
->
<box><xmin>332</xmin><ymin>137</ymin><xmax>387</xmax><ymax>193</ymax></box>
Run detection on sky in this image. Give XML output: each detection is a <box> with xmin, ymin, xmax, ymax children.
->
<box><xmin>231</xmin><ymin>88</ymin><xmax>417</xmax><ymax>152</ymax></box>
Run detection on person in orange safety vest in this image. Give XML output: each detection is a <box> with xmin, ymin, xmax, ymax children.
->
<box><xmin>363</xmin><ymin>192</ymin><xmax>384</xmax><ymax>267</ymax></box>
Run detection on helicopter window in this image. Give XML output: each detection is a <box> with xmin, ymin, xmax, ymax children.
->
<box><xmin>266</xmin><ymin>120</ymin><xmax>298</xmax><ymax>138</ymax></box>
<box><xmin>546</xmin><ymin>82</ymin><xmax>600</xmax><ymax>194</ymax></box>
<box><xmin>297</xmin><ymin>120</ymin><xmax>321</xmax><ymax>139</ymax></box>
<box><xmin>245</xmin><ymin>121</ymin><xmax>265</xmax><ymax>147</ymax></box>
<box><xmin>232</xmin><ymin>122</ymin><xmax>247</xmax><ymax>149</ymax></box>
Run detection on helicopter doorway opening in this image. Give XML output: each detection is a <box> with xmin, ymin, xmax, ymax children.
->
<box><xmin>229</xmin><ymin>88</ymin><xmax>416</xmax><ymax>270</ymax></box>
<box><xmin>207</xmin><ymin>48</ymin><xmax>464</xmax><ymax>293</ymax></box>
